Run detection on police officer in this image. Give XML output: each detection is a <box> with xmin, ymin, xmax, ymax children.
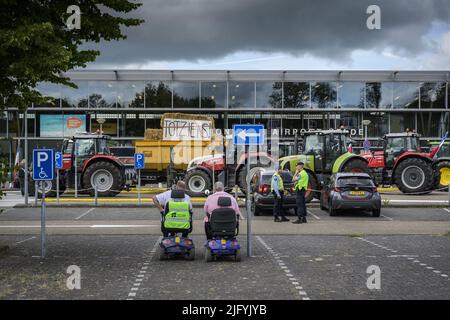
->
<box><xmin>292</xmin><ymin>162</ymin><xmax>309</xmax><ymax>224</ymax></box>
<box><xmin>271</xmin><ymin>165</ymin><xmax>289</xmax><ymax>222</ymax></box>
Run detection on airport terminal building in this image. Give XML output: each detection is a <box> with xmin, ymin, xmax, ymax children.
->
<box><xmin>1</xmin><ymin>70</ymin><xmax>450</xmax><ymax>167</ymax></box>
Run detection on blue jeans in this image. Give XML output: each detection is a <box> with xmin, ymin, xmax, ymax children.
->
<box><xmin>296</xmin><ymin>190</ymin><xmax>307</xmax><ymax>218</ymax></box>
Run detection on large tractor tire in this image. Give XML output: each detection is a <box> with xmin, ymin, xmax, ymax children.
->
<box><xmin>305</xmin><ymin>171</ymin><xmax>319</xmax><ymax>203</ymax></box>
<box><xmin>83</xmin><ymin>161</ymin><xmax>124</xmax><ymax>197</ymax></box>
<box><xmin>394</xmin><ymin>158</ymin><xmax>433</xmax><ymax>194</ymax></box>
<box><xmin>436</xmin><ymin>161</ymin><xmax>450</xmax><ymax>191</ymax></box>
<box><xmin>184</xmin><ymin>169</ymin><xmax>212</xmax><ymax>197</ymax></box>
<box><xmin>28</xmin><ymin>179</ymin><xmax>58</xmax><ymax>198</ymax></box>
<box><xmin>341</xmin><ymin>158</ymin><xmax>369</xmax><ymax>174</ymax></box>
<box><xmin>237</xmin><ymin>164</ymin><xmax>271</xmax><ymax>195</ymax></box>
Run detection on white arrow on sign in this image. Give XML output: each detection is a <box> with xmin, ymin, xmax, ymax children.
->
<box><xmin>237</xmin><ymin>130</ymin><xmax>260</xmax><ymax>140</ymax></box>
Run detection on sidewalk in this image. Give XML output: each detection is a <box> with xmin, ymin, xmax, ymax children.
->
<box><xmin>3</xmin><ymin>190</ymin><xmax>449</xmax><ymax>208</ymax></box>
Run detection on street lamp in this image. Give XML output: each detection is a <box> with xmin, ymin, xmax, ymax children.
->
<box><xmin>362</xmin><ymin>120</ymin><xmax>371</xmax><ymax>152</ymax></box>
<box><xmin>96</xmin><ymin>117</ymin><xmax>106</xmax><ymax>134</ymax></box>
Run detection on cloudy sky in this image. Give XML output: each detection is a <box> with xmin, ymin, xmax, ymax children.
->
<box><xmin>86</xmin><ymin>0</ymin><xmax>450</xmax><ymax>70</ymax></box>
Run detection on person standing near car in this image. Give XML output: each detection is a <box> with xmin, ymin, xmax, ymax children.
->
<box><xmin>271</xmin><ymin>165</ymin><xmax>289</xmax><ymax>222</ymax></box>
<box><xmin>292</xmin><ymin>162</ymin><xmax>309</xmax><ymax>224</ymax></box>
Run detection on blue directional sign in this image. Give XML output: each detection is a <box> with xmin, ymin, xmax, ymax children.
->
<box><xmin>134</xmin><ymin>153</ymin><xmax>145</xmax><ymax>169</ymax></box>
<box><xmin>233</xmin><ymin>124</ymin><xmax>265</xmax><ymax>146</ymax></box>
<box><xmin>33</xmin><ymin>149</ymin><xmax>54</xmax><ymax>181</ymax></box>
<box><xmin>55</xmin><ymin>152</ymin><xmax>63</xmax><ymax>170</ymax></box>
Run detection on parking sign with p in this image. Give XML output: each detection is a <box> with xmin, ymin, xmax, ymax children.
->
<box><xmin>134</xmin><ymin>153</ymin><xmax>145</xmax><ymax>170</ymax></box>
<box><xmin>33</xmin><ymin>149</ymin><xmax>54</xmax><ymax>181</ymax></box>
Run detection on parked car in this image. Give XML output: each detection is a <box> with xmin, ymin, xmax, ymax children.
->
<box><xmin>320</xmin><ymin>172</ymin><xmax>381</xmax><ymax>217</ymax></box>
<box><xmin>250</xmin><ymin>169</ymin><xmax>297</xmax><ymax>216</ymax></box>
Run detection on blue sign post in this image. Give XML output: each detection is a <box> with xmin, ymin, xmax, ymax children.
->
<box><xmin>55</xmin><ymin>152</ymin><xmax>63</xmax><ymax>204</ymax></box>
<box><xmin>134</xmin><ymin>153</ymin><xmax>145</xmax><ymax>205</ymax></box>
<box><xmin>32</xmin><ymin>149</ymin><xmax>54</xmax><ymax>259</ymax></box>
<box><xmin>233</xmin><ymin>124</ymin><xmax>265</xmax><ymax>146</ymax></box>
<box><xmin>232</xmin><ymin>124</ymin><xmax>265</xmax><ymax>258</ymax></box>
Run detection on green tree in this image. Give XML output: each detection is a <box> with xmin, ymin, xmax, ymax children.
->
<box><xmin>0</xmin><ymin>0</ymin><xmax>143</xmax><ymax>199</ymax></box>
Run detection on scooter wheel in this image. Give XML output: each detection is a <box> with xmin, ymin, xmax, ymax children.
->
<box><xmin>235</xmin><ymin>250</ymin><xmax>241</xmax><ymax>262</ymax></box>
<box><xmin>158</xmin><ymin>246</ymin><xmax>168</xmax><ymax>260</ymax></box>
<box><xmin>186</xmin><ymin>247</ymin><xmax>195</xmax><ymax>260</ymax></box>
<box><xmin>205</xmin><ymin>249</ymin><xmax>213</xmax><ymax>262</ymax></box>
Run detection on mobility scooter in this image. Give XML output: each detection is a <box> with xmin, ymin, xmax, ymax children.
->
<box><xmin>204</xmin><ymin>196</ymin><xmax>241</xmax><ymax>262</ymax></box>
<box><xmin>158</xmin><ymin>189</ymin><xmax>195</xmax><ymax>260</ymax></box>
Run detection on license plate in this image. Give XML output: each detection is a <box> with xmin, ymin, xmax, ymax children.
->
<box><xmin>221</xmin><ymin>239</ymin><xmax>226</xmax><ymax>245</ymax></box>
<box><xmin>350</xmin><ymin>191</ymin><xmax>365</xmax><ymax>195</ymax></box>
<box><xmin>175</xmin><ymin>237</ymin><xmax>180</xmax><ymax>243</ymax></box>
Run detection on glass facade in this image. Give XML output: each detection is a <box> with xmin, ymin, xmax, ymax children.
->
<box><xmin>311</xmin><ymin>82</ymin><xmax>337</xmax><ymax>109</ymax></box>
<box><xmin>2</xmin><ymin>71</ymin><xmax>450</xmax><ymax>165</ymax></box>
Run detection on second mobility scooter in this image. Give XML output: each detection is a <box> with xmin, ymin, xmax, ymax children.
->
<box><xmin>159</xmin><ymin>189</ymin><xmax>195</xmax><ymax>260</ymax></box>
<box><xmin>204</xmin><ymin>196</ymin><xmax>241</xmax><ymax>262</ymax></box>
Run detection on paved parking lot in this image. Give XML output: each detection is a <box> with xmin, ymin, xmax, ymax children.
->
<box><xmin>0</xmin><ymin>206</ymin><xmax>449</xmax><ymax>299</ymax></box>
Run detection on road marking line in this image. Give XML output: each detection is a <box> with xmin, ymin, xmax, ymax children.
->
<box><xmin>358</xmin><ymin>237</ymin><xmax>448</xmax><ymax>283</ymax></box>
<box><xmin>126</xmin><ymin>236</ymin><xmax>161</xmax><ymax>300</ymax></box>
<box><xmin>443</xmin><ymin>208</ymin><xmax>450</xmax><ymax>213</ymax></box>
<box><xmin>307</xmin><ymin>210</ymin><xmax>321</xmax><ymax>220</ymax></box>
<box><xmin>0</xmin><ymin>224</ymin><xmax>158</xmax><ymax>228</ymax></box>
<box><xmin>256</xmin><ymin>236</ymin><xmax>311</xmax><ymax>300</ymax></box>
<box><xmin>381</xmin><ymin>214</ymin><xmax>393</xmax><ymax>221</ymax></box>
<box><xmin>15</xmin><ymin>236</ymin><xmax>36</xmax><ymax>245</ymax></box>
<box><xmin>75</xmin><ymin>208</ymin><xmax>95</xmax><ymax>220</ymax></box>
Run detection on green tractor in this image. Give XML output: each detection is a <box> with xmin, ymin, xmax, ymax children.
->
<box><xmin>425</xmin><ymin>139</ymin><xmax>450</xmax><ymax>190</ymax></box>
<box><xmin>279</xmin><ymin>130</ymin><xmax>369</xmax><ymax>202</ymax></box>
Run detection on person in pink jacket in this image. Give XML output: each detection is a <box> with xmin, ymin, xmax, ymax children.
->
<box><xmin>203</xmin><ymin>181</ymin><xmax>241</xmax><ymax>239</ymax></box>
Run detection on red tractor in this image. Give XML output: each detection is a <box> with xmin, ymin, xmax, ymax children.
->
<box><xmin>361</xmin><ymin>133</ymin><xmax>440</xmax><ymax>194</ymax></box>
<box><xmin>184</xmin><ymin>151</ymin><xmax>273</xmax><ymax>196</ymax></box>
<box><xmin>21</xmin><ymin>134</ymin><xmax>128</xmax><ymax>197</ymax></box>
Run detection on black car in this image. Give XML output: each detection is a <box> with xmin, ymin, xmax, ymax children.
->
<box><xmin>250</xmin><ymin>169</ymin><xmax>297</xmax><ymax>216</ymax></box>
<box><xmin>320</xmin><ymin>173</ymin><xmax>382</xmax><ymax>217</ymax></box>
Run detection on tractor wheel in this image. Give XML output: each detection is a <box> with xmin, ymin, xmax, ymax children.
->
<box><xmin>237</xmin><ymin>160</ymin><xmax>272</xmax><ymax>195</ymax></box>
<box><xmin>83</xmin><ymin>161</ymin><xmax>123</xmax><ymax>197</ymax></box>
<box><xmin>394</xmin><ymin>158</ymin><xmax>433</xmax><ymax>194</ymax></box>
<box><xmin>436</xmin><ymin>161</ymin><xmax>450</xmax><ymax>191</ymax></box>
<box><xmin>30</xmin><ymin>179</ymin><xmax>57</xmax><ymax>198</ymax></box>
<box><xmin>184</xmin><ymin>169</ymin><xmax>212</xmax><ymax>197</ymax></box>
<box><xmin>305</xmin><ymin>171</ymin><xmax>318</xmax><ymax>203</ymax></box>
<box><xmin>341</xmin><ymin>158</ymin><xmax>369</xmax><ymax>174</ymax></box>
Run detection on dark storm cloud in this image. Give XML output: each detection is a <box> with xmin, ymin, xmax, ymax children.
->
<box><xmin>89</xmin><ymin>0</ymin><xmax>450</xmax><ymax>64</ymax></box>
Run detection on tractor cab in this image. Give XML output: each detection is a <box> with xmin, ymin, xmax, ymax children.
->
<box><xmin>62</xmin><ymin>134</ymin><xmax>111</xmax><ymax>169</ymax></box>
<box><xmin>302</xmin><ymin>130</ymin><xmax>354</xmax><ymax>172</ymax></box>
<box><xmin>383</xmin><ymin>133</ymin><xmax>421</xmax><ymax>169</ymax></box>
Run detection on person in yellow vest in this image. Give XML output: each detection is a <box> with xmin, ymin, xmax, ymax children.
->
<box><xmin>292</xmin><ymin>161</ymin><xmax>309</xmax><ymax>224</ymax></box>
<box><xmin>271</xmin><ymin>165</ymin><xmax>289</xmax><ymax>222</ymax></box>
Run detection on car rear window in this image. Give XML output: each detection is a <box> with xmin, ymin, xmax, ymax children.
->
<box><xmin>337</xmin><ymin>177</ymin><xmax>374</xmax><ymax>187</ymax></box>
<box><xmin>261</xmin><ymin>172</ymin><xmax>293</xmax><ymax>185</ymax></box>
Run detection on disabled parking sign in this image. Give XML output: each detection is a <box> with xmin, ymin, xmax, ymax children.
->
<box><xmin>55</xmin><ymin>152</ymin><xmax>63</xmax><ymax>170</ymax></box>
<box><xmin>33</xmin><ymin>149</ymin><xmax>54</xmax><ymax>181</ymax></box>
<box><xmin>134</xmin><ymin>153</ymin><xmax>145</xmax><ymax>170</ymax></box>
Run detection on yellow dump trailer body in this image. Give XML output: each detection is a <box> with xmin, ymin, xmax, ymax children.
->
<box><xmin>134</xmin><ymin>139</ymin><xmax>221</xmax><ymax>172</ymax></box>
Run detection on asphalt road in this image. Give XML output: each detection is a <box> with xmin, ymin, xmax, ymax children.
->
<box><xmin>0</xmin><ymin>206</ymin><xmax>449</xmax><ymax>300</ymax></box>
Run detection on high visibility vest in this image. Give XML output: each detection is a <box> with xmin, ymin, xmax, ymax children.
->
<box><xmin>294</xmin><ymin>170</ymin><xmax>309</xmax><ymax>191</ymax></box>
<box><xmin>270</xmin><ymin>172</ymin><xmax>284</xmax><ymax>192</ymax></box>
<box><xmin>164</xmin><ymin>200</ymin><xmax>190</xmax><ymax>230</ymax></box>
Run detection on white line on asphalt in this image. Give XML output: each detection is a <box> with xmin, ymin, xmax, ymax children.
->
<box><xmin>443</xmin><ymin>208</ymin><xmax>450</xmax><ymax>213</ymax></box>
<box><xmin>381</xmin><ymin>214</ymin><xmax>393</xmax><ymax>221</ymax></box>
<box><xmin>307</xmin><ymin>210</ymin><xmax>321</xmax><ymax>220</ymax></box>
<box><xmin>256</xmin><ymin>236</ymin><xmax>311</xmax><ymax>301</ymax></box>
<box><xmin>126</xmin><ymin>236</ymin><xmax>161</xmax><ymax>300</ymax></box>
<box><xmin>357</xmin><ymin>237</ymin><xmax>448</xmax><ymax>283</ymax></box>
<box><xmin>15</xmin><ymin>236</ymin><xmax>36</xmax><ymax>245</ymax></box>
<box><xmin>0</xmin><ymin>224</ymin><xmax>158</xmax><ymax>228</ymax></box>
<box><xmin>75</xmin><ymin>208</ymin><xmax>95</xmax><ymax>220</ymax></box>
